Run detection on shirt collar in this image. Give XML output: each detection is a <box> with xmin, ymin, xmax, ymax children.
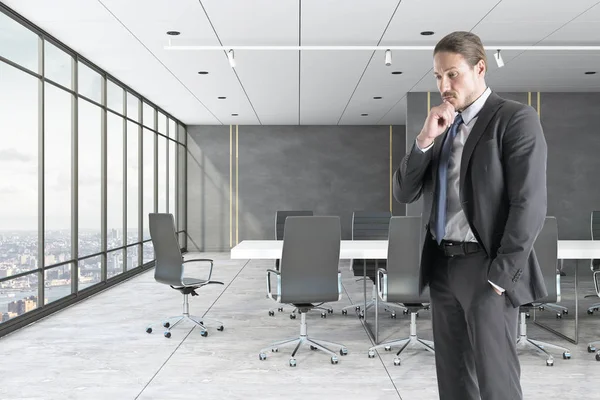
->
<box><xmin>458</xmin><ymin>87</ymin><xmax>492</xmax><ymax>126</ymax></box>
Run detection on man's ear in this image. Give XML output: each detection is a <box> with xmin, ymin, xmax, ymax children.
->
<box><xmin>477</xmin><ymin>59</ymin><xmax>486</xmax><ymax>77</ymax></box>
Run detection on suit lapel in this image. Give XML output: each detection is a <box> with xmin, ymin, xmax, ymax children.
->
<box><xmin>459</xmin><ymin>92</ymin><xmax>503</xmax><ymax>203</ymax></box>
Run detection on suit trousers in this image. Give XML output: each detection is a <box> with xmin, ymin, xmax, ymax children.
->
<box><xmin>429</xmin><ymin>245</ymin><xmax>521</xmax><ymax>400</ymax></box>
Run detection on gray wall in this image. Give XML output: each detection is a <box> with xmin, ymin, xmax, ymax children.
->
<box><xmin>405</xmin><ymin>91</ymin><xmax>600</xmax><ymax>240</ymax></box>
<box><xmin>187</xmin><ymin>125</ymin><xmax>406</xmax><ymax>251</ymax></box>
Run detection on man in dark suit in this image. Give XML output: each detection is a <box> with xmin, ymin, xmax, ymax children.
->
<box><xmin>394</xmin><ymin>31</ymin><xmax>547</xmax><ymax>400</ymax></box>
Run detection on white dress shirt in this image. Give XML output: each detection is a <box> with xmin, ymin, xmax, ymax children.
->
<box><xmin>417</xmin><ymin>87</ymin><xmax>504</xmax><ymax>293</ymax></box>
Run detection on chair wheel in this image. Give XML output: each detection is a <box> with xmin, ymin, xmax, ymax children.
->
<box><xmin>164</xmin><ymin>332</ymin><xmax>171</xmax><ymax>338</ymax></box>
<box><xmin>563</xmin><ymin>352</ymin><xmax>571</xmax><ymax>359</ymax></box>
<box><xmin>403</xmin><ymin>309</ymin><xmax>409</xmax><ymax>315</ymax></box>
<box><xmin>331</xmin><ymin>356</ymin><xmax>338</xmax><ymax>364</ymax></box>
<box><xmin>393</xmin><ymin>357</ymin><xmax>401</xmax><ymax>366</ymax></box>
<box><xmin>278</xmin><ymin>307</ymin><xmax>284</xmax><ymax>312</ymax></box>
<box><xmin>259</xmin><ymin>353</ymin><xmax>267</xmax><ymax>361</ymax></box>
<box><xmin>310</xmin><ymin>345</ymin><xmax>318</xmax><ymax>351</ymax></box>
<box><xmin>340</xmin><ymin>347</ymin><xmax>348</xmax><ymax>356</ymax></box>
<box><xmin>328</xmin><ymin>308</ymin><xmax>334</xmax><ymax>314</ymax></box>
<box><xmin>268</xmin><ymin>311</ymin><xmax>275</xmax><ymax>317</ymax></box>
<box><xmin>546</xmin><ymin>359</ymin><xmax>554</xmax><ymax>366</ymax></box>
<box><xmin>290</xmin><ymin>314</ymin><xmax>296</xmax><ymax>319</ymax></box>
<box><xmin>146</xmin><ymin>327</ymin><xmax>152</xmax><ymax>334</ymax></box>
<box><xmin>390</xmin><ymin>313</ymin><xmax>397</xmax><ymax>319</ymax></box>
<box><xmin>200</xmin><ymin>330</ymin><xmax>208</xmax><ymax>337</ymax></box>
<box><xmin>355</xmin><ymin>305</ymin><xmax>361</xmax><ymax>311</ymax></box>
<box><xmin>272</xmin><ymin>348</ymin><xmax>278</xmax><ymax>353</ymax></box>
<box><xmin>321</xmin><ymin>312</ymin><xmax>327</xmax><ymax>318</ymax></box>
<box><xmin>342</xmin><ymin>309</ymin><xmax>348</xmax><ymax>315</ymax></box>
<box><xmin>588</xmin><ymin>345</ymin><xmax>597</xmax><ymax>353</ymax></box>
<box><xmin>562</xmin><ymin>309</ymin><xmax>568</xmax><ymax>314</ymax></box>
<box><xmin>385</xmin><ymin>345</ymin><xmax>391</xmax><ymax>351</ymax></box>
<box><xmin>359</xmin><ymin>311</ymin><xmax>364</xmax><ymax>319</ymax></box>
<box><xmin>163</xmin><ymin>322</ymin><xmax>170</xmax><ymax>328</ymax></box>
<box><xmin>416</xmin><ymin>312</ymin><xmax>419</xmax><ymax>318</ymax></box>
<box><xmin>538</xmin><ymin>306</ymin><xmax>545</xmax><ymax>311</ymax></box>
<box><xmin>289</xmin><ymin>358</ymin><xmax>297</xmax><ymax>367</ymax></box>
<box><xmin>217</xmin><ymin>326</ymin><xmax>224</xmax><ymax>331</ymax></box>
<box><xmin>596</xmin><ymin>353</ymin><xmax>600</xmax><ymax>362</ymax></box>
<box><xmin>368</xmin><ymin>350</ymin><xmax>375</xmax><ymax>358</ymax></box>
<box><xmin>525</xmin><ymin>313</ymin><xmax>531</xmax><ymax>319</ymax></box>
<box><xmin>556</xmin><ymin>313</ymin><xmax>562</xmax><ymax>319</ymax></box>
<box><xmin>588</xmin><ymin>310</ymin><xmax>594</xmax><ymax>315</ymax></box>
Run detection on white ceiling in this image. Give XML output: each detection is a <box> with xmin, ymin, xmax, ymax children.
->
<box><xmin>3</xmin><ymin>0</ymin><xmax>600</xmax><ymax>125</ymax></box>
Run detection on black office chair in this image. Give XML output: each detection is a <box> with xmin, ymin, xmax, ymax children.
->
<box><xmin>367</xmin><ymin>216</ymin><xmax>434</xmax><ymax>366</ymax></box>
<box><xmin>270</xmin><ymin>210</ymin><xmax>334</xmax><ymax>318</ymax></box>
<box><xmin>517</xmin><ymin>216</ymin><xmax>571</xmax><ymax>366</ymax></box>
<box><xmin>586</xmin><ymin>211</ymin><xmax>600</xmax><ymax>316</ymax></box>
<box><xmin>586</xmin><ymin>211</ymin><xmax>600</xmax><ymax>360</ymax></box>
<box><xmin>342</xmin><ymin>211</ymin><xmax>407</xmax><ymax>318</ymax></box>
<box><xmin>260</xmin><ymin>216</ymin><xmax>347</xmax><ymax>367</ymax></box>
<box><xmin>145</xmin><ymin>213</ymin><xmax>224</xmax><ymax>338</ymax></box>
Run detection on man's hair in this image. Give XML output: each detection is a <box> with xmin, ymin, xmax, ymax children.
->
<box><xmin>434</xmin><ymin>31</ymin><xmax>487</xmax><ymax>68</ymax></box>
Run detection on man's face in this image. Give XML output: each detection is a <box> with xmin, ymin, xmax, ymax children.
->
<box><xmin>433</xmin><ymin>51</ymin><xmax>485</xmax><ymax>112</ymax></box>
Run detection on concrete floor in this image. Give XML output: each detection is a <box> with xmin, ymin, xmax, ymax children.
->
<box><xmin>0</xmin><ymin>252</ymin><xmax>598</xmax><ymax>400</ymax></box>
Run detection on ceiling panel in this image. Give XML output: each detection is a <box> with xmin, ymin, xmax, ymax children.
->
<box><xmin>199</xmin><ymin>0</ymin><xmax>299</xmax><ymax>124</ymax></box>
<box><xmin>339</xmin><ymin>50</ymin><xmax>432</xmax><ymax>124</ymax></box>
<box><xmin>99</xmin><ymin>0</ymin><xmax>259</xmax><ymax>125</ymax></box>
<box><xmin>381</xmin><ymin>0</ymin><xmax>501</xmax><ymax>45</ymax></box>
<box><xmin>2</xmin><ymin>0</ymin><xmax>221</xmax><ymax>124</ymax></box>
<box><xmin>2</xmin><ymin>0</ymin><xmax>600</xmax><ymax>127</ymax></box>
<box><xmin>299</xmin><ymin>0</ymin><xmax>401</xmax><ymax>124</ymax></box>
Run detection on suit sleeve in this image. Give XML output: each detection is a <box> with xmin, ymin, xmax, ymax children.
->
<box><xmin>393</xmin><ymin>141</ymin><xmax>433</xmax><ymax>204</ymax></box>
<box><xmin>487</xmin><ymin>106</ymin><xmax>547</xmax><ymax>293</ymax></box>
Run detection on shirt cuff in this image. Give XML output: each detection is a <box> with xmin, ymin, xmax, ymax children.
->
<box><xmin>489</xmin><ymin>280</ymin><xmax>505</xmax><ymax>293</ymax></box>
<box><xmin>415</xmin><ymin>139</ymin><xmax>434</xmax><ymax>153</ymax></box>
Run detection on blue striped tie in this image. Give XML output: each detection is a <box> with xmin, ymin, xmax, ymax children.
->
<box><xmin>434</xmin><ymin>114</ymin><xmax>464</xmax><ymax>244</ymax></box>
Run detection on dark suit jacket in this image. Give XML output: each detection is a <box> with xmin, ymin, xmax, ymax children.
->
<box><xmin>394</xmin><ymin>92</ymin><xmax>548</xmax><ymax>307</ymax></box>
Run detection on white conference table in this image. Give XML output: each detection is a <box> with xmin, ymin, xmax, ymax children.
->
<box><xmin>231</xmin><ymin>239</ymin><xmax>600</xmax><ymax>344</ymax></box>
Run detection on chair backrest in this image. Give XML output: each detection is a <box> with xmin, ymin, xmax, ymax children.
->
<box><xmin>533</xmin><ymin>216</ymin><xmax>559</xmax><ymax>303</ymax></box>
<box><xmin>279</xmin><ymin>216</ymin><xmax>341</xmax><ymax>304</ymax></box>
<box><xmin>352</xmin><ymin>211</ymin><xmax>392</xmax><ymax>240</ymax></box>
<box><xmin>149</xmin><ymin>213</ymin><xmax>184</xmax><ymax>286</ymax></box>
<box><xmin>275</xmin><ymin>210</ymin><xmax>313</xmax><ymax>270</ymax></box>
<box><xmin>275</xmin><ymin>210</ymin><xmax>314</xmax><ymax>240</ymax></box>
<box><xmin>385</xmin><ymin>216</ymin><xmax>429</xmax><ymax>304</ymax></box>
<box><xmin>591</xmin><ymin>211</ymin><xmax>600</xmax><ymax>269</ymax></box>
<box><xmin>351</xmin><ymin>211</ymin><xmax>391</xmax><ymax>272</ymax></box>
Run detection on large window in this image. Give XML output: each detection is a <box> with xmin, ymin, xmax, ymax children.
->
<box><xmin>0</xmin><ymin>6</ymin><xmax>186</xmax><ymax>331</ymax></box>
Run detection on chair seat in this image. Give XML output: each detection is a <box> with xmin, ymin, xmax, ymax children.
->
<box><xmin>181</xmin><ymin>277</ymin><xmax>208</xmax><ymax>286</ymax></box>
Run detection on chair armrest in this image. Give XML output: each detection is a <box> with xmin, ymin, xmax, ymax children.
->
<box><xmin>266</xmin><ymin>269</ymin><xmax>281</xmax><ymax>303</ymax></box>
<box><xmin>376</xmin><ymin>268</ymin><xmax>388</xmax><ymax>302</ymax></box>
<box><xmin>337</xmin><ymin>271</ymin><xmax>343</xmax><ymax>301</ymax></box>
<box><xmin>594</xmin><ymin>270</ymin><xmax>600</xmax><ymax>296</ymax></box>
<box><xmin>183</xmin><ymin>258</ymin><xmax>214</xmax><ymax>280</ymax></box>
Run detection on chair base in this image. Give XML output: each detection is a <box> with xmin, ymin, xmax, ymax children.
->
<box><xmin>587</xmin><ymin>302</ymin><xmax>600</xmax><ymax>314</ymax></box>
<box><xmin>340</xmin><ymin>285</ymin><xmax>407</xmax><ymax>317</ymax></box>
<box><xmin>516</xmin><ymin>312</ymin><xmax>570</xmax><ymax>366</ymax></box>
<box><xmin>259</xmin><ymin>311</ymin><xmax>347</xmax><ymax>366</ymax></box>
<box><xmin>587</xmin><ymin>341</ymin><xmax>600</xmax><ymax>361</ymax></box>
<box><xmin>145</xmin><ymin>293</ymin><xmax>223</xmax><ymax>338</ymax></box>
<box><xmin>367</xmin><ymin>312</ymin><xmax>434</xmax><ymax>366</ymax></box>
<box><xmin>539</xmin><ymin>303</ymin><xmax>569</xmax><ymax>318</ymax></box>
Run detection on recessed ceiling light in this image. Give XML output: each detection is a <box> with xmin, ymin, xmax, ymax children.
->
<box><xmin>166</xmin><ymin>31</ymin><xmax>180</xmax><ymax>36</ymax></box>
<box><xmin>420</xmin><ymin>31</ymin><xmax>435</xmax><ymax>36</ymax></box>
<box><xmin>198</xmin><ymin>71</ymin><xmax>209</xmax><ymax>75</ymax></box>
<box><xmin>218</xmin><ymin>96</ymin><xmax>226</xmax><ymax>99</ymax></box>
<box><xmin>585</xmin><ymin>71</ymin><xmax>597</xmax><ymax>75</ymax></box>
<box><xmin>361</xmin><ymin>113</ymin><xmax>369</xmax><ymax>116</ymax></box>
<box><xmin>231</xmin><ymin>113</ymin><xmax>238</xmax><ymax>116</ymax></box>
<box><xmin>391</xmin><ymin>71</ymin><xmax>403</xmax><ymax>75</ymax></box>
<box><xmin>373</xmin><ymin>96</ymin><xmax>382</xmax><ymax>99</ymax></box>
